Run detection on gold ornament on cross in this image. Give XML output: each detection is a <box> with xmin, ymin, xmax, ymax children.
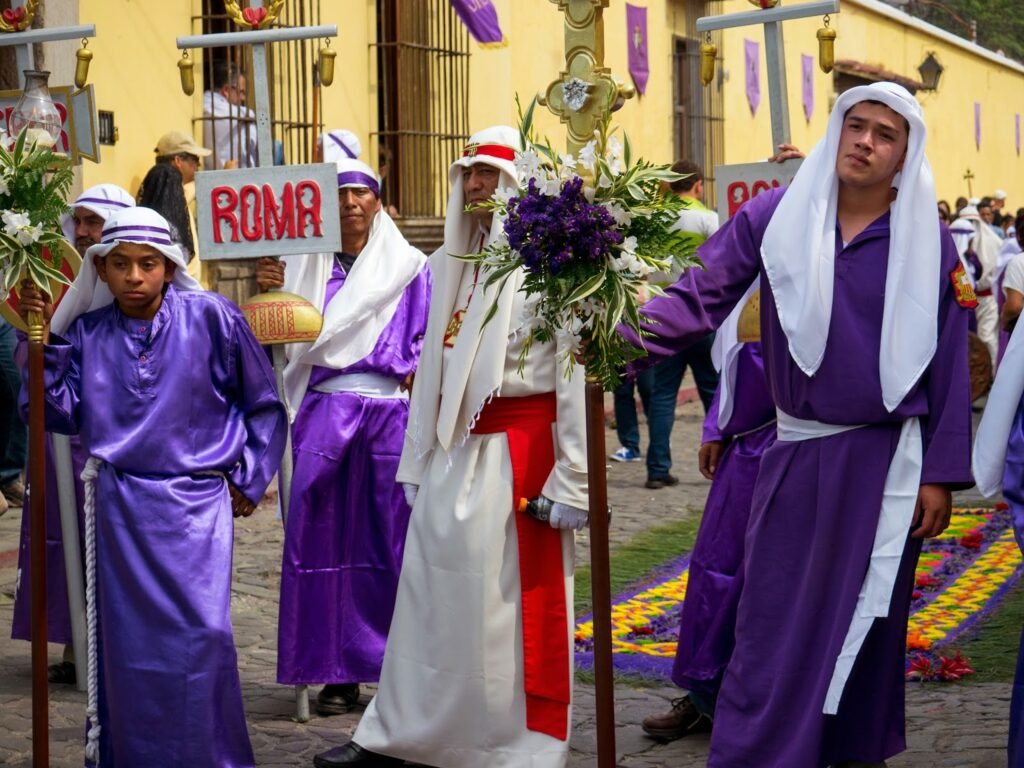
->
<box><xmin>748</xmin><ymin>0</ymin><xmax>781</xmax><ymax>8</ymax></box>
<box><xmin>224</xmin><ymin>0</ymin><xmax>286</xmax><ymax>30</ymax></box>
<box><xmin>0</xmin><ymin>0</ymin><xmax>40</xmax><ymax>34</ymax></box>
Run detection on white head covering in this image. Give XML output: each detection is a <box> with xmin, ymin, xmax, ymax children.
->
<box><xmin>407</xmin><ymin>125</ymin><xmax>523</xmax><ymax>455</ymax></box>
<box><xmin>975</xmin><ymin>320</ymin><xmax>1024</xmax><ymax>497</ymax></box>
<box><xmin>334</xmin><ymin>157</ymin><xmax>380</xmax><ymax>196</ymax></box>
<box><xmin>320</xmin><ymin>129</ymin><xmax>362</xmax><ymax>164</ymax></box>
<box><xmin>956</xmin><ymin>205</ymin><xmax>1002</xmax><ymax>290</ymax></box>
<box><xmin>60</xmin><ymin>184</ymin><xmax>136</xmax><ymax>244</ymax></box>
<box><xmin>278</xmin><ymin>157</ymin><xmax>426</xmax><ymax>419</ymax></box>
<box><xmin>51</xmin><ymin>207</ymin><xmax>203</xmax><ymax>335</ymax></box>
<box><xmin>760</xmin><ymin>81</ymin><xmax>939</xmax><ymax>412</ymax></box>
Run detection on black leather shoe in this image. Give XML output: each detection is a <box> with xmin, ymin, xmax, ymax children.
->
<box><xmin>313</xmin><ymin>742</ymin><xmax>403</xmax><ymax>767</ymax></box>
<box><xmin>316</xmin><ymin>683</ymin><xmax>361</xmax><ymax>716</ymax></box>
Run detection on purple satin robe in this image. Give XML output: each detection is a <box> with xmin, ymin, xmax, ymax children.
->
<box><xmin>625</xmin><ymin>187</ymin><xmax>972</xmax><ymax>766</ymax></box>
<box><xmin>672</xmin><ymin>342</ymin><xmax>775</xmax><ymax>704</ymax></box>
<box><xmin>10</xmin><ymin>434</ymin><xmax>87</xmax><ymax>645</ymax></box>
<box><xmin>276</xmin><ymin>260</ymin><xmax>431</xmax><ymax>685</ymax></box>
<box><xmin>1003</xmin><ymin>400</ymin><xmax>1024</xmax><ymax>766</ymax></box>
<box><xmin>28</xmin><ymin>286</ymin><xmax>287</xmax><ymax>767</ymax></box>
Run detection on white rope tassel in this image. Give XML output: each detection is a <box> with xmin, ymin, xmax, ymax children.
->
<box><xmin>81</xmin><ymin>457</ymin><xmax>101</xmax><ymax>765</ymax></box>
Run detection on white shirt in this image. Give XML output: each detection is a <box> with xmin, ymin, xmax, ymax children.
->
<box><xmin>202</xmin><ymin>90</ymin><xmax>257</xmax><ymax>169</ymax></box>
<box><xmin>1003</xmin><ymin>252</ymin><xmax>1024</xmax><ymax>297</ymax></box>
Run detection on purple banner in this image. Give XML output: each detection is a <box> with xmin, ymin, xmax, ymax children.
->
<box><xmin>1017</xmin><ymin>114</ymin><xmax>1021</xmax><ymax>156</ymax></box>
<box><xmin>801</xmin><ymin>53</ymin><xmax>814</xmax><ymax>122</ymax></box>
<box><xmin>745</xmin><ymin>39</ymin><xmax>760</xmax><ymax>115</ymax></box>
<box><xmin>449</xmin><ymin>0</ymin><xmax>504</xmax><ymax>47</ymax></box>
<box><xmin>626</xmin><ymin>3</ymin><xmax>649</xmax><ymax>95</ymax></box>
<box><xmin>975</xmin><ymin>102</ymin><xmax>981</xmax><ymax>149</ymax></box>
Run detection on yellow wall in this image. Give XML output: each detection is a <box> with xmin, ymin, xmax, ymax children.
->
<box><xmin>66</xmin><ymin>0</ymin><xmax>1024</xmax><ymax>209</ymax></box>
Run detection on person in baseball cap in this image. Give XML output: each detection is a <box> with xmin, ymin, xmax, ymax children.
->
<box><xmin>154</xmin><ymin>130</ymin><xmax>211</xmax><ymax>185</ymax></box>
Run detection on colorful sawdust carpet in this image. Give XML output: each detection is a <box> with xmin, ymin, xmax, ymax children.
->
<box><xmin>575</xmin><ymin>507</ymin><xmax>1022</xmax><ymax>682</ymax></box>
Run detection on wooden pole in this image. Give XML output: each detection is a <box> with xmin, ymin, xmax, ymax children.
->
<box><xmin>28</xmin><ymin>317</ymin><xmax>48</xmax><ymax>767</ymax></box>
<box><xmin>584</xmin><ymin>375</ymin><xmax>615</xmax><ymax>768</ymax></box>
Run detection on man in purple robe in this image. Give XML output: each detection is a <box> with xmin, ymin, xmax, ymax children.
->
<box><xmin>18</xmin><ymin>206</ymin><xmax>287</xmax><ymax>767</ymax></box>
<box><xmin>11</xmin><ymin>183</ymin><xmax>136</xmax><ymax>686</ymax></box>
<box><xmin>619</xmin><ymin>82</ymin><xmax>973</xmax><ymax>766</ymax></box>
<box><xmin>256</xmin><ymin>157</ymin><xmax>430</xmax><ymax>716</ymax></box>
<box><xmin>642</xmin><ymin>337</ymin><xmax>776</xmax><ymax>740</ymax></box>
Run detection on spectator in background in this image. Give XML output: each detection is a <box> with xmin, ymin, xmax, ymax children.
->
<box><xmin>138</xmin><ymin>163</ymin><xmax>196</xmax><ymax>263</ymax></box>
<box><xmin>955</xmin><ymin>196</ymin><xmax>969</xmax><ymax>216</ymax></box>
<box><xmin>993</xmin><ymin>189</ymin><xmax>1008</xmax><ymax>226</ymax></box>
<box><xmin>153</xmin><ymin>131</ymin><xmax>210</xmax><ymax>286</ymax></box>
<box><xmin>610</xmin><ymin>160</ymin><xmax>719</xmax><ymax>489</ymax></box>
<box><xmin>203</xmin><ymin>61</ymin><xmax>257</xmax><ymax>170</ymax></box>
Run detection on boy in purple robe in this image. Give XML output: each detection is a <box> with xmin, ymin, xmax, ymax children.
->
<box><xmin>256</xmin><ymin>158</ymin><xmax>430</xmax><ymax>716</ymax></box>
<box><xmin>618</xmin><ymin>82</ymin><xmax>972</xmax><ymax>766</ymax></box>
<box><xmin>18</xmin><ymin>206</ymin><xmax>287</xmax><ymax>767</ymax></box>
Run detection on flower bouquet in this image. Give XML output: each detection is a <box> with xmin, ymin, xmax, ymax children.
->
<box><xmin>463</xmin><ymin>95</ymin><xmax>702</xmax><ymax>388</ymax></box>
<box><xmin>0</xmin><ymin>128</ymin><xmax>75</xmax><ymax>296</ymax></box>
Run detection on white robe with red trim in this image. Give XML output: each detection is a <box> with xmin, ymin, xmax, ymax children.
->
<box><xmin>353</xmin><ymin>253</ymin><xmax>588</xmax><ymax>768</ymax></box>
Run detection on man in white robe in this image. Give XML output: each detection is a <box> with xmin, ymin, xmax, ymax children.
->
<box><xmin>314</xmin><ymin>126</ymin><xmax>589</xmax><ymax>768</ymax></box>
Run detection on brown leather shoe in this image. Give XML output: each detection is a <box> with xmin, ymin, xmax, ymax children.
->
<box><xmin>641</xmin><ymin>696</ymin><xmax>712</xmax><ymax>741</ymax></box>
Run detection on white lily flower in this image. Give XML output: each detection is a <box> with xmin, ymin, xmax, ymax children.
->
<box><xmin>602</xmin><ymin>201</ymin><xmax>632</xmax><ymax>227</ymax></box>
<box><xmin>539</xmin><ymin>177</ymin><xmax>561</xmax><ymax>197</ymax></box>
<box><xmin>621</xmin><ymin>235</ymin><xmax>639</xmax><ymax>255</ymax></box>
<box><xmin>578</xmin><ymin>140</ymin><xmax>598</xmax><ymax>173</ymax></box>
<box><xmin>607</xmin><ymin>136</ymin><xmax>623</xmax><ymax>159</ymax></box>
<box><xmin>597</xmin><ymin>173</ymin><xmax>613</xmax><ymax>189</ymax></box>
<box><xmin>556</xmin><ymin>327</ymin><xmax>584</xmax><ymax>355</ymax></box>
<box><xmin>15</xmin><ymin>222</ymin><xmax>42</xmax><ymax>246</ymax></box>
<box><xmin>514</xmin><ymin>149</ymin><xmax>543</xmax><ymax>182</ymax></box>
<box><xmin>559</xmin><ymin>152</ymin><xmax>577</xmax><ymax>171</ymax></box>
<box><xmin>2</xmin><ymin>210</ymin><xmax>30</xmax><ymax>235</ymax></box>
<box><xmin>493</xmin><ymin>186</ymin><xmax>516</xmax><ymax>205</ymax></box>
<box><xmin>0</xmin><ymin>175</ymin><xmax>9</xmax><ymax>197</ymax></box>
<box><xmin>582</xmin><ymin>185</ymin><xmax>596</xmax><ymax>203</ymax></box>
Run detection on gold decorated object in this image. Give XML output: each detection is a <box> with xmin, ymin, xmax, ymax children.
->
<box><xmin>240</xmin><ymin>290</ymin><xmax>323</xmax><ymax>346</ymax></box>
<box><xmin>74</xmin><ymin>39</ymin><xmax>93</xmax><ymax>89</ymax></box>
<box><xmin>0</xmin><ymin>239</ymin><xmax>81</xmax><ymax>333</ymax></box>
<box><xmin>0</xmin><ymin>0</ymin><xmax>39</xmax><ymax>33</ymax></box>
<box><xmin>318</xmin><ymin>42</ymin><xmax>336</xmax><ymax>87</ymax></box>
<box><xmin>178</xmin><ymin>50</ymin><xmax>195</xmax><ymax>96</ymax></box>
<box><xmin>817</xmin><ymin>17</ymin><xmax>836</xmax><ymax>74</ymax></box>
<box><xmin>542</xmin><ymin>0</ymin><xmax>633</xmax><ymax>158</ymax></box>
<box><xmin>224</xmin><ymin>0</ymin><xmax>286</xmax><ymax>30</ymax></box>
<box><xmin>736</xmin><ymin>288</ymin><xmax>761</xmax><ymax>343</ymax></box>
<box><xmin>748</xmin><ymin>0</ymin><xmax>780</xmax><ymax>8</ymax></box>
<box><xmin>700</xmin><ymin>39</ymin><xmax>717</xmax><ymax>87</ymax></box>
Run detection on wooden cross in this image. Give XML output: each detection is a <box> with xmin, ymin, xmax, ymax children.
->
<box><xmin>963</xmin><ymin>167</ymin><xmax>975</xmax><ymax>198</ymax></box>
<box><xmin>697</xmin><ymin>0</ymin><xmax>840</xmax><ymax>152</ymax></box>
<box><xmin>543</xmin><ymin>3</ymin><xmax>634</xmax><ymax>766</ymax></box>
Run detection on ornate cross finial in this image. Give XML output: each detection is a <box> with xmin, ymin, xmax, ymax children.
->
<box><xmin>541</xmin><ymin>0</ymin><xmax>632</xmax><ymax>156</ymax></box>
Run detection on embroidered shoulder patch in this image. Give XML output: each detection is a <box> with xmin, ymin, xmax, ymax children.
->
<box><xmin>950</xmin><ymin>262</ymin><xmax>978</xmax><ymax>309</ymax></box>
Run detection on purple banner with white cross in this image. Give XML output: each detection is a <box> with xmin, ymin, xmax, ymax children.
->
<box><xmin>626</xmin><ymin>3</ymin><xmax>650</xmax><ymax>95</ymax></box>
<box><xmin>745</xmin><ymin>39</ymin><xmax>760</xmax><ymax>115</ymax></box>
<box><xmin>449</xmin><ymin>0</ymin><xmax>504</xmax><ymax>47</ymax></box>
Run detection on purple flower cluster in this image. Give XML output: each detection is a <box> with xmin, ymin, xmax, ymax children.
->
<box><xmin>504</xmin><ymin>176</ymin><xmax>623</xmax><ymax>275</ymax></box>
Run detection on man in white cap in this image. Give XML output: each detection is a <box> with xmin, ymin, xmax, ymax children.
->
<box><xmin>618</xmin><ymin>83</ymin><xmax>972</xmax><ymax>766</ymax></box>
<box><xmin>256</xmin><ymin>158</ymin><xmax>430</xmax><ymax>717</ymax></box>
<box><xmin>314</xmin><ymin>127</ymin><xmax>589</xmax><ymax>768</ymax></box>
<box><xmin>17</xmin><ymin>206</ymin><xmax>286</xmax><ymax>766</ymax></box>
<box><xmin>10</xmin><ymin>183</ymin><xmax>136</xmax><ymax>685</ymax></box>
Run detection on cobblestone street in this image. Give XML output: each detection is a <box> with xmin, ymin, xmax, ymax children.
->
<box><xmin>0</xmin><ymin>392</ymin><xmax>1012</xmax><ymax>766</ymax></box>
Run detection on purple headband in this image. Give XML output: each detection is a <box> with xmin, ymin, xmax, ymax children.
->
<box><xmin>337</xmin><ymin>171</ymin><xmax>380</xmax><ymax>197</ymax></box>
<box><xmin>328</xmin><ymin>133</ymin><xmax>357</xmax><ymax>159</ymax></box>
<box><xmin>75</xmin><ymin>197</ymin><xmax>133</xmax><ymax>210</ymax></box>
<box><xmin>101</xmin><ymin>223</ymin><xmax>173</xmax><ymax>246</ymax></box>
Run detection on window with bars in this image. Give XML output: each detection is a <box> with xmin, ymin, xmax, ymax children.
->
<box><xmin>673</xmin><ymin>0</ymin><xmax>725</xmax><ymax>205</ymax></box>
<box><xmin>192</xmin><ymin>0</ymin><xmax>323</xmax><ymax>170</ymax></box>
<box><xmin>374</xmin><ymin>0</ymin><xmax>471</xmax><ymax>219</ymax></box>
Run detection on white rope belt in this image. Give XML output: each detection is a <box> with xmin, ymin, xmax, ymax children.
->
<box><xmin>311</xmin><ymin>372</ymin><xmax>407</xmax><ymax>399</ymax></box>
<box><xmin>81</xmin><ymin>457</ymin><xmax>102</xmax><ymax>764</ymax></box>
<box><xmin>774</xmin><ymin>410</ymin><xmax>923</xmax><ymax>715</ymax></box>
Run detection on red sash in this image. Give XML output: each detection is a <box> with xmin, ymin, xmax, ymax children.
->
<box><xmin>472</xmin><ymin>392</ymin><xmax>570</xmax><ymax>740</ymax></box>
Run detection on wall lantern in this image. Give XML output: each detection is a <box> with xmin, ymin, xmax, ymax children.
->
<box><xmin>918</xmin><ymin>52</ymin><xmax>944</xmax><ymax>91</ymax></box>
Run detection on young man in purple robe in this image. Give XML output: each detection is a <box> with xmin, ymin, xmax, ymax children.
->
<box><xmin>619</xmin><ymin>82</ymin><xmax>973</xmax><ymax>766</ymax></box>
<box><xmin>256</xmin><ymin>157</ymin><xmax>430</xmax><ymax>716</ymax></box>
<box><xmin>11</xmin><ymin>183</ymin><xmax>136</xmax><ymax>686</ymax></box>
<box><xmin>18</xmin><ymin>206</ymin><xmax>287</xmax><ymax>767</ymax></box>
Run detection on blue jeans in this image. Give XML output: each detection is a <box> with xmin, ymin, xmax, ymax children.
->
<box><xmin>645</xmin><ymin>333</ymin><xmax>719</xmax><ymax>479</ymax></box>
<box><xmin>613</xmin><ymin>367</ymin><xmax>653</xmax><ymax>453</ymax></box>
<box><xmin>0</xmin><ymin>318</ymin><xmax>26</xmax><ymax>484</ymax></box>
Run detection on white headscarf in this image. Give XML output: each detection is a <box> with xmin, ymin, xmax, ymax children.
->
<box><xmin>279</xmin><ymin>158</ymin><xmax>426</xmax><ymax>419</ymax></box>
<box><xmin>59</xmin><ymin>184</ymin><xmax>136</xmax><ymax>244</ymax></box>
<box><xmin>319</xmin><ymin>129</ymin><xmax>362</xmax><ymax>164</ymax></box>
<box><xmin>51</xmin><ymin>207</ymin><xmax>202</xmax><ymax>335</ymax></box>
<box><xmin>760</xmin><ymin>82</ymin><xmax>939</xmax><ymax>412</ymax></box>
<box><xmin>407</xmin><ymin>125</ymin><xmax>522</xmax><ymax>454</ymax></box>
<box><xmin>956</xmin><ymin>206</ymin><xmax>1003</xmax><ymax>290</ymax></box>
<box><xmin>974</xmin><ymin>320</ymin><xmax>1024</xmax><ymax>496</ymax></box>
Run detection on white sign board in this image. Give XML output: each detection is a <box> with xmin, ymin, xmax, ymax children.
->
<box><xmin>714</xmin><ymin>159</ymin><xmax>801</xmax><ymax>225</ymax></box>
<box><xmin>196</xmin><ymin>163</ymin><xmax>342</xmax><ymax>260</ymax></box>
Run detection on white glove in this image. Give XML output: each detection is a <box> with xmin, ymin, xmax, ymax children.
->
<box><xmin>549</xmin><ymin>501</ymin><xmax>589</xmax><ymax>531</ymax></box>
<box><xmin>402</xmin><ymin>483</ymin><xmax>419</xmax><ymax>508</ymax></box>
